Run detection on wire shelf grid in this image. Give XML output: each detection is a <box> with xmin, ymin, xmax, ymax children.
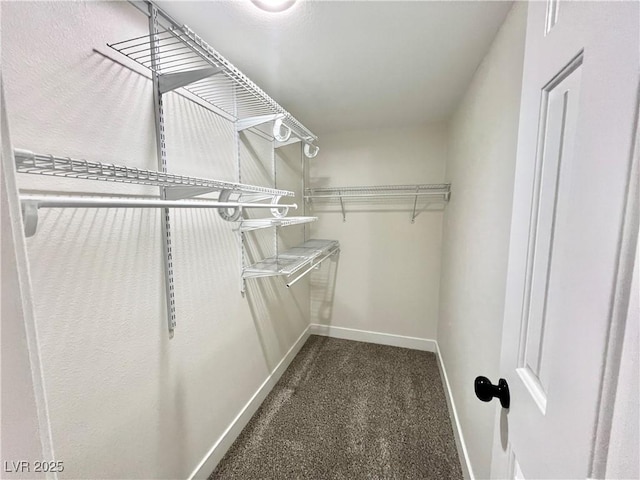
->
<box><xmin>304</xmin><ymin>184</ymin><xmax>451</xmax><ymax>223</ymax></box>
<box><xmin>305</xmin><ymin>184</ymin><xmax>451</xmax><ymax>199</ymax></box>
<box><xmin>15</xmin><ymin>149</ymin><xmax>294</xmax><ymax>199</ymax></box>
<box><xmin>108</xmin><ymin>26</ymin><xmax>318</xmax><ymax>146</ymax></box>
<box><xmin>243</xmin><ymin>239</ymin><xmax>339</xmax><ymax>279</ymax></box>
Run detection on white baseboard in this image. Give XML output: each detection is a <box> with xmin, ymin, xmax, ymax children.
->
<box><xmin>435</xmin><ymin>343</ymin><xmax>474</xmax><ymax>480</ymax></box>
<box><xmin>188</xmin><ymin>325</ymin><xmax>312</xmax><ymax>480</ymax></box>
<box><xmin>309</xmin><ymin>324</ymin><xmax>437</xmax><ymax>352</ymax></box>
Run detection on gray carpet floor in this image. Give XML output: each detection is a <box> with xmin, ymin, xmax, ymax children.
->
<box><xmin>210</xmin><ymin>335</ymin><xmax>462</xmax><ymax>480</ymax></box>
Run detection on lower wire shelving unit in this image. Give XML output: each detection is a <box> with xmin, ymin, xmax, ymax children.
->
<box><xmin>243</xmin><ymin>239</ymin><xmax>340</xmax><ymax>288</ymax></box>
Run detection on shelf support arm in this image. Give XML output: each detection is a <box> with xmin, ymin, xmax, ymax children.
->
<box><xmin>339</xmin><ymin>190</ymin><xmax>346</xmax><ymax>222</ymax></box>
<box><xmin>158</xmin><ymin>67</ymin><xmax>223</xmax><ymax>94</ymax></box>
<box><xmin>236</xmin><ymin>114</ymin><xmax>284</xmax><ymax>132</ymax></box>
<box><xmin>165</xmin><ymin>186</ymin><xmax>217</xmax><ymax>200</ymax></box>
<box><xmin>411</xmin><ymin>186</ymin><xmax>420</xmax><ymax>223</ymax></box>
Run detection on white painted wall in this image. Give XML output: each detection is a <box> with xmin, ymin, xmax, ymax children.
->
<box><xmin>1</xmin><ymin>90</ymin><xmax>55</xmax><ymax>480</ymax></box>
<box><xmin>1</xmin><ymin>2</ymin><xmax>309</xmax><ymax>478</ymax></box>
<box><xmin>308</xmin><ymin>124</ymin><xmax>447</xmax><ymax>340</ymax></box>
<box><xmin>437</xmin><ymin>4</ymin><xmax>527</xmax><ymax>479</ymax></box>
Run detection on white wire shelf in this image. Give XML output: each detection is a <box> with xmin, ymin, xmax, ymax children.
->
<box><xmin>238</xmin><ymin>216</ymin><xmax>317</xmax><ymax>232</ymax></box>
<box><xmin>107</xmin><ymin>17</ymin><xmax>319</xmax><ymax>154</ymax></box>
<box><xmin>15</xmin><ymin>149</ymin><xmax>293</xmax><ymax>200</ymax></box>
<box><xmin>243</xmin><ymin>239</ymin><xmax>340</xmax><ymax>286</ymax></box>
<box><xmin>14</xmin><ymin>149</ymin><xmax>304</xmax><ymax>237</ymax></box>
<box><xmin>304</xmin><ymin>183</ymin><xmax>451</xmax><ymax>223</ymax></box>
<box><xmin>304</xmin><ymin>184</ymin><xmax>451</xmax><ymax>199</ymax></box>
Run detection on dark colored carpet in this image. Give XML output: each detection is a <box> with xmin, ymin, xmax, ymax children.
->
<box><xmin>210</xmin><ymin>335</ymin><xmax>462</xmax><ymax>480</ymax></box>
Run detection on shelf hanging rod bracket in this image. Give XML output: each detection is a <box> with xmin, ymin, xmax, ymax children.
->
<box><xmin>236</xmin><ymin>113</ymin><xmax>284</xmax><ymax>132</ymax></box>
<box><xmin>411</xmin><ymin>186</ymin><xmax>420</xmax><ymax>224</ymax></box>
<box><xmin>303</xmin><ymin>143</ymin><xmax>319</xmax><ymax>159</ymax></box>
<box><xmin>158</xmin><ymin>66</ymin><xmax>224</xmax><ymax>94</ymax></box>
<box><xmin>339</xmin><ymin>190</ymin><xmax>346</xmax><ymax>222</ymax></box>
<box><xmin>21</xmin><ymin>201</ymin><xmax>39</xmax><ymax>238</ymax></box>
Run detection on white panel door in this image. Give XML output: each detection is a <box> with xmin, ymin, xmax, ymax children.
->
<box><xmin>492</xmin><ymin>1</ymin><xmax>639</xmax><ymax>478</ymax></box>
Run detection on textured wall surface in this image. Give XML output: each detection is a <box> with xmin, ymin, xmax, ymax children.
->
<box><xmin>1</xmin><ymin>91</ymin><xmax>51</xmax><ymax>480</ymax></box>
<box><xmin>437</xmin><ymin>4</ymin><xmax>527</xmax><ymax>479</ymax></box>
<box><xmin>2</xmin><ymin>2</ymin><xmax>309</xmax><ymax>478</ymax></box>
<box><xmin>308</xmin><ymin>124</ymin><xmax>447</xmax><ymax>340</ymax></box>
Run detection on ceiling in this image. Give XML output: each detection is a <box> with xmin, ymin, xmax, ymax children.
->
<box><xmin>156</xmin><ymin>1</ymin><xmax>512</xmax><ymax>135</ymax></box>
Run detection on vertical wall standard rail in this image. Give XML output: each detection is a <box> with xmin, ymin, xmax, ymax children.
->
<box><xmin>235</xmin><ymin>86</ymin><xmax>246</xmax><ymax>297</ymax></box>
<box><xmin>272</xmin><ymin>128</ymin><xmax>278</xmax><ymax>271</ymax></box>
<box><xmin>149</xmin><ymin>4</ymin><xmax>176</xmax><ymax>338</ymax></box>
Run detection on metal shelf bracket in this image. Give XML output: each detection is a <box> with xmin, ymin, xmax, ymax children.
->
<box><xmin>158</xmin><ymin>66</ymin><xmax>223</xmax><ymax>94</ymax></box>
<box><xmin>236</xmin><ymin>113</ymin><xmax>284</xmax><ymax>132</ymax></box>
<box><xmin>411</xmin><ymin>185</ymin><xmax>420</xmax><ymax>224</ymax></box>
<box><xmin>165</xmin><ymin>186</ymin><xmax>217</xmax><ymax>200</ymax></box>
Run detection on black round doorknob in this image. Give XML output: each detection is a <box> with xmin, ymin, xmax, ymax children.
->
<box><xmin>474</xmin><ymin>376</ymin><xmax>510</xmax><ymax>409</ymax></box>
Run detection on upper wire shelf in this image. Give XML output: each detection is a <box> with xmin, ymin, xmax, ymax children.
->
<box><xmin>107</xmin><ymin>22</ymin><xmax>319</xmax><ymax>153</ymax></box>
<box><xmin>304</xmin><ymin>183</ymin><xmax>451</xmax><ymax>223</ymax></box>
<box><xmin>305</xmin><ymin>184</ymin><xmax>451</xmax><ymax>199</ymax></box>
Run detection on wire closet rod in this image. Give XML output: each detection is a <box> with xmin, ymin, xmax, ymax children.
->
<box><xmin>20</xmin><ymin>194</ymin><xmax>298</xmax><ymax>210</ymax></box>
<box><xmin>305</xmin><ymin>192</ymin><xmax>447</xmax><ymax>199</ymax></box>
